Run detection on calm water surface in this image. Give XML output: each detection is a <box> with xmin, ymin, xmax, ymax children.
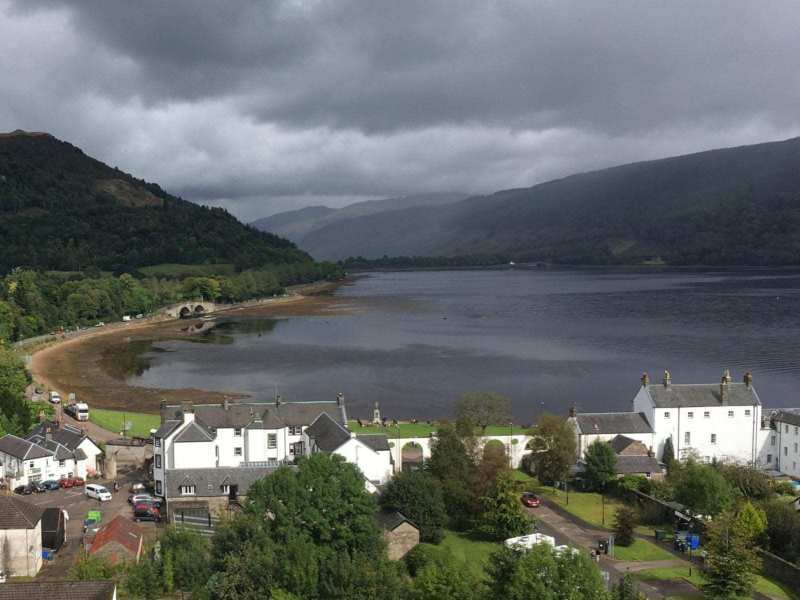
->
<box><xmin>119</xmin><ymin>269</ymin><xmax>800</xmax><ymax>421</ymax></box>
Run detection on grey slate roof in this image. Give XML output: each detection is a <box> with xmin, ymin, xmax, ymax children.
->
<box><xmin>614</xmin><ymin>455</ymin><xmax>664</xmax><ymax>475</ymax></box>
<box><xmin>609</xmin><ymin>435</ymin><xmax>643</xmax><ymax>455</ymax></box>
<box><xmin>0</xmin><ymin>434</ymin><xmax>52</xmax><ymax>460</ymax></box>
<box><xmin>164</xmin><ymin>466</ymin><xmax>281</xmax><ymax>498</ymax></box>
<box><xmin>173</xmin><ymin>419</ymin><xmax>215</xmax><ymax>443</ymax></box>
<box><xmin>375</xmin><ymin>508</ymin><xmax>417</xmax><ymax>531</ymax></box>
<box><xmin>306</xmin><ymin>413</ymin><xmax>352</xmax><ymax>452</ymax></box>
<box><xmin>646</xmin><ymin>383</ymin><xmax>760</xmax><ymax>408</ymax></box>
<box><xmin>154</xmin><ymin>420</ymin><xmax>181</xmax><ymax>438</ymax></box>
<box><xmin>0</xmin><ymin>495</ymin><xmax>44</xmax><ymax>529</ymax></box>
<box><xmin>358</xmin><ymin>434</ymin><xmax>390</xmax><ymax>452</ymax></box>
<box><xmin>161</xmin><ymin>400</ymin><xmax>347</xmax><ymax>433</ymax></box>
<box><xmin>0</xmin><ymin>581</ymin><xmax>115</xmax><ymax>600</ymax></box>
<box><xmin>773</xmin><ymin>409</ymin><xmax>800</xmax><ymax>427</ymax></box>
<box><xmin>574</xmin><ymin>412</ymin><xmax>653</xmax><ymax>435</ymax></box>
<box><xmin>26</xmin><ymin>421</ymin><xmax>90</xmax><ymax>452</ymax></box>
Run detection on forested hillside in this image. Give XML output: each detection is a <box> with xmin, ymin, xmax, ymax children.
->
<box><xmin>0</xmin><ymin>130</ymin><xmax>308</xmax><ymax>273</ymax></box>
<box><xmin>280</xmin><ymin>137</ymin><xmax>800</xmax><ymax>265</ymax></box>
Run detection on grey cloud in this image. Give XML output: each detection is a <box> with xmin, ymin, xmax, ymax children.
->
<box><xmin>2</xmin><ymin>0</ymin><xmax>800</xmax><ymax>220</ymax></box>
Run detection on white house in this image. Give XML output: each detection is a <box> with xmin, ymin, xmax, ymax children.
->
<box><xmin>304</xmin><ymin>413</ymin><xmax>393</xmax><ymax>485</ymax></box>
<box><xmin>0</xmin><ymin>420</ymin><xmax>102</xmax><ymax>487</ymax></box>
<box><xmin>632</xmin><ymin>369</ymin><xmax>764</xmax><ymax>464</ymax></box>
<box><xmin>569</xmin><ymin>410</ymin><xmax>655</xmax><ymax>458</ymax></box>
<box><xmin>768</xmin><ymin>409</ymin><xmax>800</xmax><ymax>478</ymax></box>
<box><xmin>0</xmin><ymin>496</ymin><xmax>43</xmax><ymax>577</ymax></box>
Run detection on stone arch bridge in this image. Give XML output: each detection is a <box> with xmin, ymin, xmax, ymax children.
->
<box><xmin>163</xmin><ymin>301</ymin><xmax>220</xmax><ymax>319</ymax></box>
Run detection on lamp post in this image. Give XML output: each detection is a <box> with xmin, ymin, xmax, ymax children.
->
<box><xmin>601</xmin><ymin>491</ymin><xmax>605</xmax><ymax>526</ymax></box>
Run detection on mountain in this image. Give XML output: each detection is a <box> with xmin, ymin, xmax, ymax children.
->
<box><xmin>0</xmin><ymin>131</ymin><xmax>309</xmax><ymax>274</ymax></box>
<box><xmin>283</xmin><ymin>137</ymin><xmax>800</xmax><ymax>265</ymax></box>
<box><xmin>251</xmin><ymin>192</ymin><xmax>468</xmax><ymax>248</ymax></box>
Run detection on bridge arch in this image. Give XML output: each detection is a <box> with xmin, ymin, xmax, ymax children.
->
<box><xmin>179</xmin><ymin>306</ymin><xmax>192</xmax><ymax>319</ymax></box>
<box><xmin>401</xmin><ymin>441</ymin><xmax>424</xmax><ymax>472</ymax></box>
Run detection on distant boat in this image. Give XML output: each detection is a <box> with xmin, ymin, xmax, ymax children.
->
<box><xmin>509</xmin><ymin>261</ymin><xmax>516</xmax><ymax>266</ymax></box>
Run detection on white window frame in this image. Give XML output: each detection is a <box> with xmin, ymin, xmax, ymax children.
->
<box><xmin>268</xmin><ymin>434</ymin><xmax>277</xmax><ymax>449</ymax></box>
<box><xmin>710</xmin><ymin>433</ymin><xmax>717</xmax><ymax>445</ymax></box>
<box><xmin>684</xmin><ymin>431</ymin><xmax>691</xmax><ymax>445</ymax></box>
<box><xmin>234</xmin><ymin>447</ymin><xmax>242</xmax><ymax>456</ymax></box>
<box><xmin>727</xmin><ymin>410</ymin><xmax>734</xmax><ymax>418</ymax></box>
<box><xmin>234</xmin><ymin>428</ymin><xmax>242</xmax><ymax>437</ymax></box>
<box><xmin>703</xmin><ymin>411</ymin><xmax>710</xmax><ymax>419</ymax></box>
<box><xmin>744</xmin><ymin>409</ymin><xmax>751</xmax><ymax>417</ymax></box>
<box><xmin>179</xmin><ymin>485</ymin><xmax>196</xmax><ymax>496</ymax></box>
<box><xmin>663</xmin><ymin>411</ymin><xmax>670</xmax><ymax>419</ymax></box>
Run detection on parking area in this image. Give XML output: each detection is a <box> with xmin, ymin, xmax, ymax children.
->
<box><xmin>24</xmin><ymin>469</ymin><xmax>163</xmax><ymax>579</ymax></box>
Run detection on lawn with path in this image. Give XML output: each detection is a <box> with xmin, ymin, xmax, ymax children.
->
<box><xmin>89</xmin><ymin>408</ymin><xmax>161</xmax><ymax>438</ymax></box>
<box><xmin>613</xmin><ymin>538</ymin><xmax>675</xmax><ymax>562</ymax></box>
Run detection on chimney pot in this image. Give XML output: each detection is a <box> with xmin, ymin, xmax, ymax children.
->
<box><xmin>743</xmin><ymin>371</ymin><xmax>753</xmax><ymax>388</ymax></box>
<box><xmin>336</xmin><ymin>392</ymin><xmax>344</xmax><ymax>407</ymax></box>
<box><xmin>568</xmin><ymin>405</ymin><xmax>577</xmax><ymax>418</ymax></box>
<box><xmin>663</xmin><ymin>370</ymin><xmax>672</xmax><ymax>388</ymax></box>
<box><xmin>641</xmin><ymin>372</ymin><xmax>650</xmax><ymax>387</ymax></box>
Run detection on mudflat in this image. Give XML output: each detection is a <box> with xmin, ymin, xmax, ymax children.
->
<box><xmin>27</xmin><ymin>280</ymin><xmax>350</xmax><ymax>413</ymax></box>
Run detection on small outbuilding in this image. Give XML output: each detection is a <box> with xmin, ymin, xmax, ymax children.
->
<box><xmin>0</xmin><ymin>496</ymin><xmax>44</xmax><ymax>577</ymax></box>
<box><xmin>87</xmin><ymin>515</ymin><xmax>143</xmax><ymax>566</ymax></box>
<box><xmin>376</xmin><ymin>509</ymin><xmax>419</xmax><ymax>560</ymax></box>
<box><xmin>41</xmin><ymin>507</ymin><xmax>66</xmax><ymax>551</ymax></box>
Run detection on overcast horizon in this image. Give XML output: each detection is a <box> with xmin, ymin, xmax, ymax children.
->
<box><xmin>2</xmin><ymin>1</ymin><xmax>800</xmax><ymax>222</ymax></box>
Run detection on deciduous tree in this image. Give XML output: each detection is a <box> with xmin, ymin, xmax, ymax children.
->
<box><xmin>478</xmin><ymin>469</ymin><xmax>533</xmax><ymax>541</ymax></box>
<box><xmin>527</xmin><ymin>414</ymin><xmax>577</xmax><ymax>487</ymax></box>
<box><xmin>380</xmin><ymin>471</ymin><xmax>447</xmax><ymax>543</ymax></box>
<box><xmin>454</xmin><ymin>391</ymin><xmax>511</xmax><ymax>433</ymax></box>
<box><xmin>671</xmin><ymin>459</ymin><xmax>732</xmax><ymax>516</ymax></box>
<box><xmin>584</xmin><ymin>440</ymin><xmax>617</xmax><ymax>491</ymax></box>
<box><xmin>613</xmin><ymin>505</ymin><xmax>637</xmax><ymax>547</ymax></box>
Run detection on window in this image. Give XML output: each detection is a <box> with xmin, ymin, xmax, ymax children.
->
<box><xmin>29</xmin><ymin>461</ymin><xmax>34</xmax><ymax>469</ymax></box>
<box><xmin>155</xmin><ymin>454</ymin><xmax>162</xmax><ymax>469</ymax></box>
<box><xmin>795</xmin><ymin>426</ymin><xmax>799</xmax><ymax>435</ymax></box>
<box><xmin>58</xmin><ymin>460</ymin><xmax>65</xmax><ymax>467</ymax></box>
<box><xmin>727</xmin><ymin>410</ymin><xmax>734</xmax><ymax>418</ymax></box>
<box><xmin>268</xmin><ymin>434</ymin><xmax>277</xmax><ymax>449</ymax></box>
<box><xmin>179</xmin><ymin>485</ymin><xmax>196</xmax><ymax>496</ymax></box>
<box><xmin>795</xmin><ymin>443</ymin><xmax>798</xmax><ymax>453</ymax></box>
<box><xmin>234</xmin><ymin>447</ymin><xmax>242</xmax><ymax>456</ymax></box>
<box><xmin>767</xmin><ymin>453</ymin><xmax>773</xmax><ymax>463</ymax></box>
<box><xmin>687</xmin><ymin>412</ymin><xmax>694</xmax><ymax>419</ymax></box>
<box><xmin>785</xmin><ymin>446</ymin><xmax>789</xmax><ymax>456</ymax></box>
<box><xmin>154</xmin><ymin>437</ymin><xmax>161</xmax><ymax>448</ymax></box>
<box><xmin>710</xmin><ymin>434</ymin><xmax>717</xmax><ymax>445</ymax></box>
<box><xmin>794</xmin><ymin>461</ymin><xmax>797</xmax><ymax>470</ymax></box>
<box><xmin>772</xmin><ymin>435</ymin><xmax>777</xmax><ymax>446</ymax></box>
<box><xmin>663</xmin><ymin>411</ymin><xmax>670</xmax><ymax>419</ymax></box>
<box><xmin>786</xmin><ymin>425</ymin><xmax>790</xmax><ymax>433</ymax></box>
<box><xmin>684</xmin><ymin>431</ymin><xmax>691</xmax><ymax>445</ymax></box>
<box><xmin>704</xmin><ymin>411</ymin><xmax>710</xmax><ymax>419</ymax></box>
<box><xmin>155</xmin><ymin>480</ymin><xmax>162</xmax><ymax>495</ymax></box>
<box><xmin>289</xmin><ymin>426</ymin><xmax>302</xmax><ymax>436</ymax></box>
<box><xmin>745</xmin><ymin>409</ymin><xmax>751</xmax><ymax>417</ymax></box>
<box><xmin>234</xmin><ymin>428</ymin><xmax>242</xmax><ymax>437</ymax></box>
<box><xmin>221</xmin><ymin>484</ymin><xmax>230</xmax><ymax>494</ymax></box>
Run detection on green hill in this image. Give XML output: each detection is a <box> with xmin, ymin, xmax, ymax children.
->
<box><xmin>0</xmin><ymin>130</ymin><xmax>309</xmax><ymax>274</ymax></box>
<box><xmin>291</xmin><ymin>137</ymin><xmax>800</xmax><ymax>266</ymax></box>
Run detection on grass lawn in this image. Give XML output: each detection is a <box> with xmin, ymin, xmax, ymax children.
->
<box><xmin>613</xmin><ymin>538</ymin><xmax>675</xmax><ymax>562</ymax></box>
<box><xmin>347</xmin><ymin>420</ymin><xmax>527</xmax><ymax>439</ymax></box>
<box><xmin>417</xmin><ymin>530</ymin><xmax>501</xmax><ymax>579</ymax></box>
<box><xmin>539</xmin><ymin>488</ymin><xmax>623</xmax><ymax>529</ymax></box>
<box><xmin>90</xmin><ymin>408</ymin><xmax>160</xmax><ymax>438</ymax></box>
<box><xmin>633</xmin><ymin>567</ymin><xmax>796</xmax><ymax>600</ymax></box>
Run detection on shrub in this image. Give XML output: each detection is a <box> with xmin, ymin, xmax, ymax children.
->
<box><xmin>614</xmin><ymin>505</ymin><xmax>638</xmax><ymax>547</ymax></box>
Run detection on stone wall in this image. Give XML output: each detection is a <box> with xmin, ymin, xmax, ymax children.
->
<box><xmin>0</xmin><ymin>522</ymin><xmax>42</xmax><ymax>577</ymax></box>
<box><xmin>384</xmin><ymin>522</ymin><xmax>419</xmax><ymax>560</ymax></box>
<box><xmin>758</xmin><ymin>548</ymin><xmax>800</xmax><ymax>591</ymax></box>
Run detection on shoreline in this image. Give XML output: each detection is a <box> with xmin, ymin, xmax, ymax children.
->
<box><xmin>26</xmin><ymin>278</ymin><xmax>351</xmax><ymax>414</ymax></box>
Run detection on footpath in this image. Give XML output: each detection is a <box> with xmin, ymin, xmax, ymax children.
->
<box><xmin>530</xmin><ymin>501</ymin><xmax>782</xmax><ymax>600</ymax></box>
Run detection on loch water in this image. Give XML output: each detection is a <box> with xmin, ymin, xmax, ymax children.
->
<box><xmin>116</xmin><ymin>268</ymin><xmax>800</xmax><ymax>422</ymax></box>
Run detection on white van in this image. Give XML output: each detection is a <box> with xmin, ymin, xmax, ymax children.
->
<box><xmin>49</xmin><ymin>391</ymin><xmax>61</xmax><ymax>404</ymax></box>
<box><xmin>85</xmin><ymin>484</ymin><xmax>112</xmax><ymax>502</ymax></box>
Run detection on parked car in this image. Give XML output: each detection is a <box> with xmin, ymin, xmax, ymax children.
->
<box><xmin>59</xmin><ymin>478</ymin><xmax>75</xmax><ymax>488</ymax></box>
<box><xmin>129</xmin><ymin>482</ymin><xmax>148</xmax><ymax>494</ymax></box>
<box><xmin>72</xmin><ymin>476</ymin><xmax>85</xmax><ymax>487</ymax></box>
<box><xmin>133</xmin><ymin>503</ymin><xmax>161</xmax><ymax>522</ymax></box>
<box><xmin>31</xmin><ymin>481</ymin><xmax>47</xmax><ymax>493</ymax></box>
<box><xmin>128</xmin><ymin>493</ymin><xmax>153</xmax><ymax>505</ymax></box>
<box><xmin>85</xmin><ymin>484</ymin><xmax>112</xmax><ymax>501</ymax></box>
<box><xmin>521</xmin><ymin>492</ymin><xmax>541</xmax><ymax>508</ymax></box>
<box><xmin>14</xmin><ymin>484</ymin><xmax>34</xmax><ymax>495</ymax></box>
<box><xmin>42</xmin><ymin>479</ymin><xmax>61</xmax><ymax>491</ymax></box>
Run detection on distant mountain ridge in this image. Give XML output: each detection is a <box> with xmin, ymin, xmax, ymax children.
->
<box><xmin>261</xmin><ymin>137</ymin><xmax>800</xmax><ymax>265</ymax></box>
<box><xmin>0</xmin><ymin>131</ymin><xmax>310</xmax><ymax>274</ymax></box>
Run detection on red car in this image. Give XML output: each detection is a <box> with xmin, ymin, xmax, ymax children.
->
<box><xmin>59</xmin><ymin>478</ymin><xmax>75</xmax><ymax>488</ymax></box>
<box><xmin>72</xmin><ymin>477</ymin><xmax>85</xmax><ymax>487</ymax></box>
<box><xmin>521</xmin><ymin>492</ymin><xmax>541</xmax><ymax>508</ymax></box>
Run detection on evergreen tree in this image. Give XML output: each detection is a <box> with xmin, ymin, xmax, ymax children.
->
<box><xmin>661</xmin><ymin>437</ymin><xmax>675</xmax><ymax>469</ymax></box>
<box><xmin>612</xmin><ymin>574</ymin><xmax>645</xmax><ymax>600</ymax></box>
<box><xmin>613</xmin><ymin>505</ymin><xmax>637</xmax><ymax>547</ymax></box>
<box><xmin>702</xmin><ymin>509</ymin><xmax>761</xmax><ymax>599</ymax></box>
<box><xmin>478</xmin><ymin>470</ymin><xmax>533</xmax><ymax>541</ymax></box>
<box><xmin>584</xmin><ymin>440</ymin><xmax>617</xmax><ymax>491</ymax></box>
<box><xmin>426</xmin><ymin>424</ymin><xmax>478</xmax><ymax>528</ymax></box>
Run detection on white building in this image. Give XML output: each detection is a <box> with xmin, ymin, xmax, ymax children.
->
<box><xmin>570</xmin><ymin>411</ymin><xmax>654</xmax><ymax>458</ymax></box>
<box><xmin>152</xmin><ymin>396</ymin><xmax>390</xmax><ymax>518</ymax></box>
<box><xmin>0</xmin><ymin>496</ymin><xmax>43</xmax><ymax>577</ymax></box>
<box><xmin>0</xmin><ymin>422</ymin><xmax>102</xmax><ymax>487</ymax></box>
<box><xmin>768</xmin><ymin>409</ymin><xmax>800</xmax><ymax>477</ymax></box>
<box><xmin>632</xmin><ymin>370</ymin><xmax>763</xmax><ymax>464</ymax></box>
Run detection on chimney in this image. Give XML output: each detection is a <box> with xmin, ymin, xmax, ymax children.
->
<box><xmin>720</xmin><ymin>368</ymin><xmax>731</xmax><ymax>405</ymax></box>
<box><xmin>647</xmin><ymin>447</ymin><xmax>654</xmax><ymax>458</ymax></box>
<box><xmin>181</xmin><ymin>402</ymin><xmax>195</xmax><ymax>423</ymax></box>
<box><xmin>275</xmin><ymin>393</ymin><xmax>283</xmax><ymax>406</ymax></box>
<box><xmin>568</xmin><ymin>405</ymin><xmax>577</xmax><ymax>418</ymax></box>
<box><xmin>743</xmin><ymin>371</ymin><xmax>753</xmax><ymax>389</ymax></box>
<box><xmin>159</xmin><ymin>399</ymin><xmax>166</xmax><ymax>411</ymax></box>
<box><xmin>45</xmin><ymin>425</ymin><xmax>52</xmax><ymax>444</ymax></box>
<box><xmin>663</xmin><ymin>370</ymin><xmax>672</xmax><ymax>389</ymax></box>
<box><xmin>336</xmin><ymin>392</ymin><xmax>344</xmax><ymax>407</ymax></box>
<box><xmin>641</xmin><ymin>372</ymin><xmax>650</xmax><ymax>388</ymax></box>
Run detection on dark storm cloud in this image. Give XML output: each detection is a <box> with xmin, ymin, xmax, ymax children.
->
<box><xmin>2</xmin><ymin>0</ymin><xmax>800</xmax><ymax>219</ymax></box>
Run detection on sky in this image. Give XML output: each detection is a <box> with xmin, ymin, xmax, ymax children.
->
<box><xmin>2</xmin><ymin>1</ymin><xmax>799</xmax><ymax>222</ymax></box>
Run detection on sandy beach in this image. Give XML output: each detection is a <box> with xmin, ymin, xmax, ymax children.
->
<box><xmin>26</xmin><ymin>279</ymin><xmax>353</xmax><ymax>413</ymax></box>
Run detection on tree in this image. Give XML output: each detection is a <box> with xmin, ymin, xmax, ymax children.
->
<box><xmin>612</xmin><ymin>574</ymin><xmax>646</xmax><ymax>600</ymax></box>
<box><xmin>426</xmin><ymin>424</ymin><xmax>478</xmax><ymax>528</ymax></box>
<box><xmin>584</xmin><ymin>440</ymin><xmax>617</xmax><ymax>491</ymax></box>
<box><xmin>0</xmin><ymin>344</ymin><xmax>32</xmax><ymax>435</ymax></box>
<box><xmin>702</xmin><ymin>509</ymin><xmax>761</xmax><ymax>599</ymax></box>
<box><xmin>661</xmin><ymin>436</ymin><xmax>675</xmax><ymax>469</ymax></box>
<box><xmin>160</xmin><ymin>525</ymin><xmax>211</xmax><ymax>593</ymax></box>
<box><xmin>69</xmin><ymin>551</ymin><xmax>116</xmax><ymax>580</ymax></box>
<box><xmin>486</xmin><ymin>544</ymin><xmax>609</xmax><ymax>600</ymax></box>
<box><xmin>454</xmin><ymin>392</ymin><xmax>511</xmax><ymax>433</ymax></box>
<box><xmin>733</xmin><ymin>501</ymin><xmax>767</xmax><ymax>544</ymax></box>
<box><xmin>380</xmin><ymin>471</ymin><xmax>447</xmax><ymax>543</ymax></box>
<box><xmin>717</xmin><ymin>464</ymin><xmax>771</xmax><ymax>501</ymax></box>
<box><xmin>411</xmin><ymin>558</ymin><xmax>483</xmax><ymax>600</ymax></box>
<box><xmin>761</xmin><ymin>499</ymin><xmax>800</xmax><ymax>563</ymax></box>
<box><xmin>613</xmin><ymin>505</ymin><xmax>637</xmax><ymax>547</ymax></box>
<box><xmin>671</xmin><ymin>460</ymin><xmax>732</xmax><ymax>516</ymax></box>
<box><xmin>479</xmin><ymin>469</ymin><xmax>533</xmax><ymax>541</ymax></box>
<box><xmin>527</xmin><ymin>414</ymin><xmax>577</xmax><ymax>487</ymax></box>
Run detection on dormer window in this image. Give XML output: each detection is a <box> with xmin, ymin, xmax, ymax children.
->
<box><xmin>179</xmin><ymin>485</ymin><xmax>196</xmax><ymax>496</ymax></box>
<box><xmin>234</xmin><ymin>428</ymin><xmax>242</xmax><ymax>437</ymax></box>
